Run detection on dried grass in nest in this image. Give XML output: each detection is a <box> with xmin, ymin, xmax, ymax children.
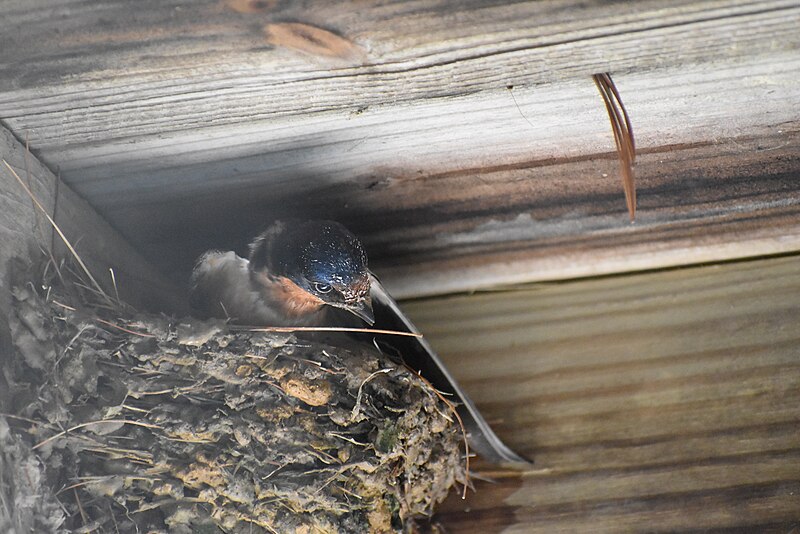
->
<box><xmin>1</xmin><ymin>258</ymin><xmax>466</xmax><ymax>533</ymax></box>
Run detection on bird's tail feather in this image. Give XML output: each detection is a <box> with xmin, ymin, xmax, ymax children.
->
<box><xmin>368</xmin><ymin>274</ymin><xmax>531</xmax><ymax>466</ymax></box>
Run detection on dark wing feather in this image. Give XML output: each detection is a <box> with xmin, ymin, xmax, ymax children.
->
<box><xmin>369</xmin><ymin>274</ymin><xmax>531</xmax><ymax>466</ymax></box>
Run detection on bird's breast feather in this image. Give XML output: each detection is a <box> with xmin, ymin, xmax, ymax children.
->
<box><xmin>253</xmin><ymin>272</ymin><xmax>325</xmax><ymax>319</ymax></box>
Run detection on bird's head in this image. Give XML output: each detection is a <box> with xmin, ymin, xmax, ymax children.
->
<box><xmin>249</xmin><ymin>220</ymin><xmax>374</xmax><ymax>325</ymax></box>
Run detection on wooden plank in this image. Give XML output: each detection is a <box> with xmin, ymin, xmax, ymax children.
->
<box><xmin>400</xmin><ymin>254</ymin><xmax>800</xmax><ymax>532</ymax></box>
<box><xmin>0</xmin><ymin>1</ymin><xmax>799</xmax><ymax>296</ymax></box>
<box><xmin>0</xmin><ymin>128</ymin><xmax>56</xmax><ymax>350</ymax></box>
<box><xmin>3</xmin><ymin>1</ymin><xmax>796</xmax><ymax>112</ymax></box>
<box><xmin>0</xmin><ymin>125</ymin><xmax>185</xmax><ymax>314</ymax></box>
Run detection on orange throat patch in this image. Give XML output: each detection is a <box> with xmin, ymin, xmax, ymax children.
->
<box><xmin>256</xmin><ymin>274</ymin><xmax>325</xmax><ymax>319</ymax></box>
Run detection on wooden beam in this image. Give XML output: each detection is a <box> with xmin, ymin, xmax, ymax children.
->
<box><xmin>0</xmin><ymin>125</ymin><xmax>185</xmax><ymax>315</ymax></box>
<box><xmin>0</xmin><ymin>1</ymin><xmax>798</xmax><ymax>297</ymax></box>
<box><xmin>402</xmin><ymin>254</ymin><xmax>800</xmax><ymax>532</ymax></box>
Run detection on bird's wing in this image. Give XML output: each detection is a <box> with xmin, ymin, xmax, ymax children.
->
<box><xmin>190</xmin><ymin>251</ymin><xmax>276</xmax><ymax>324</ymax></box>
<box><xmin>368</xmin><ymin>274</ymin><xmax>531</xmax><ymax>466</ymax></box>
<box><xmin>190</xmin><ymin>250</ymin><xmax>239</xmax><ymax>317</ymax></box>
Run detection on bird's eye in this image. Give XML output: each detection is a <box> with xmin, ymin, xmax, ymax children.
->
<box><xmin>314</xmin><ymin>282</ymin><xmax>332</xmax><ymax>294</ymax></box>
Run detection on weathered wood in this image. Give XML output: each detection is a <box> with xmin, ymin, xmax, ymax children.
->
<box><xmin>0</xmin><ymin>125</ymin><xmax>184</xmax><ymax>314</ymax></box>
<box><xmin>0</xmin><ymin>1</ymin><xmax>798</xmax><ymax>297</ymax></box>
<box><xmin>402</xmin><ymin>255</ymin><xmax>800</xmax><ymax>532</ymax></box>
<box><xmin>0</xmin><ymin>128</ymin><xmax>56</xmax><ymax>356</ymax></box>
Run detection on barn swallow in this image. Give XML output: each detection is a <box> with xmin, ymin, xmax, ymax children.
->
<box><xmin>190</xmin><ymin>220</ymin><xmax>374</xmax><ymax>326</ymax></box>
<box><xmin>190</xmin><ymin>220</ymin><xmax>529</xmax><ymax>465</ymax></box>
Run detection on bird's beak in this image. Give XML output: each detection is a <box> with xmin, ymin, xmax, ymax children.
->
<box><xmin>346</xmin><ymin>297</ymin><xmax>374</xmax><ymax>325</ymax></box>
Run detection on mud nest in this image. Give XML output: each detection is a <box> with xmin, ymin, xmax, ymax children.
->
<box><xmin>1</xmin><ymin>261</ymin><xmax>465</xmax><ymax>533</ymax></box>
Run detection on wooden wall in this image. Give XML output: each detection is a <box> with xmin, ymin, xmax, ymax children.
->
<box><xmin>405</xmin><ymin>255</ymin><xmax>800</xmax><ymax>532</ymax></box>
<box><xmin>1</xmin><ymin>0</ymin><xmax>799</xmax><ymax>297</ymax></box>
<box><xmin>0</xmin><ymin>126</ymin><xmax>184</xmax><ymax>315</ymax></box>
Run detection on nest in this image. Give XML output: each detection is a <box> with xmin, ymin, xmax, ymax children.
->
<box><xmin>1</xmin><ymin>259</ymin><xmax>465</xmax><ymax>533</ymax></box>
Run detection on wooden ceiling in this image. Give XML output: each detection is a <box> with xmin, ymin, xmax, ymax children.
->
<box><xmin>1</xmin><ymin>0</ymin><xmax>799</xmax><ymax>297</ymax></box>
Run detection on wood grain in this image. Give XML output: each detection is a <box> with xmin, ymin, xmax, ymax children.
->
<box><xmin>402</xmin><ymin>254</ymin><xmax>800</xmax><ymax>532</ymax></box>
<box><xmin>0</xmin><ymin>1</ymin><xmax>798</xmax><ymax>297</ymax></box>
<box><xmin>0</xmin><ymin>125</ymin><xmax>184</xmax><ymax>314</ymax></box>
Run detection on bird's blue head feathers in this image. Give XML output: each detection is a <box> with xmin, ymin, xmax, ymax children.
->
<box><xmin>295</xmin><ymin>221</ymin><xmax>368</xmax><ymax>289</ymax></box>
<box><xmin>249</xmin><ymin>220</ymin><xmax>373</xmax><ymax>323</ymax></box>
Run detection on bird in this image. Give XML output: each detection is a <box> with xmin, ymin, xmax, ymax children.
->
<box><xmin>190</xmin><ymin>219</ymin><xmax>529</xmax><ymax>465</ymax></box>
<box><xmin>190</xmin><ymin>220</ymin><xmax>374</xmax><ymax>327</ymax></box>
